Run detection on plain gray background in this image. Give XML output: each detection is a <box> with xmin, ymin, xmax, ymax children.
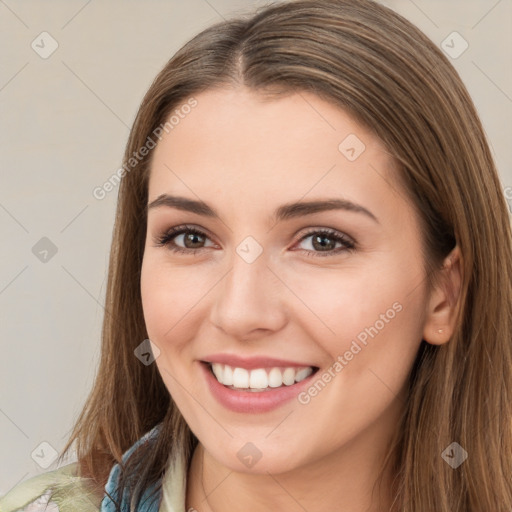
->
<box><xmin>1</xmin><ymin>0</ymin><xmax>511</xmax><ymax>494</ymax></box>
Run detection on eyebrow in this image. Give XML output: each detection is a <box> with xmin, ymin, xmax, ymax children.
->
<box><xmin>146</xmin><ymin>194</ymin><xmax>379</xmax><ymax>224</ymax></box>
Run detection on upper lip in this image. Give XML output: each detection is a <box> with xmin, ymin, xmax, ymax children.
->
<box><xmin>202</xmin><ymin>354</ymin><xmax>317</xmax><ymax>370</ymax></box>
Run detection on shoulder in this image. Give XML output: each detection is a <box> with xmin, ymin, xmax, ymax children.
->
<box><xmin>101</xmin><ymin>423</ymin><xmax>164</xmax><ymax>510</ymax></box>
<box><xmin>1</xmin><ymin>423</ymin><xmax>165</xmax><ymax>512</ymax></box>
<box><xmin>0</xmin><ymin>463</ymin><xmax>101</xmax><ymax>512</ymax></box>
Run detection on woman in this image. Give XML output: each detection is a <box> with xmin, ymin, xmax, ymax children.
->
<box><xmin>1</xmin><ymin>0</ymin><xmax>511</xmax><ymax>510</ymax></box>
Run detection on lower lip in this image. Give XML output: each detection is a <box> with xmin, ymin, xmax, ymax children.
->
<box><xmin>200</xmin><ymin>362</ymin><xmax>318</xmax><ymax>413</ymax></box>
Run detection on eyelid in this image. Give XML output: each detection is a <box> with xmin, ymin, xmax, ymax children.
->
<box><xmin>293</xmin><ymin>227</ymin><xmax>355</xmax><ymax>246</ymax></box>
<box><xmin>154</xmin><ymin>224</ymin><xmax>356</xmax><ymax>256</ymax></box>
<box><xmin>153</xmin><ymin>224</ymin><xmax>216</xmax><ymax>250</ymax></box>
<box><xmin>291</xmin><ymin>227</ymin><xmax>356</xmax><ymax>256</ymax></box>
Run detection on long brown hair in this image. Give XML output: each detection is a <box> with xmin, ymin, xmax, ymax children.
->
<box><xmin>59</xmin><ymin>0</ymin><xmax>512</xmax><ymax>510</ymax></box>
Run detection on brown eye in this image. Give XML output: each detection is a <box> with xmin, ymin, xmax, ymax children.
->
<box><xmin>155</xmin><ymin>225</ymin><xmax>214</xmax><ymax>254</ymax></box>
<box><xmin>294</xmin><ymin>229</ymin><xmax>355</xmax><ymax>257</ymax></box>
<box><xmin>181</xmin><ymin>231</ymin><xmax>206</xmax><ymax>249</ymax></box>
<box><xmin>154</xmin><ymin>225</ymin><xmax>355</xmax><ymax>257</ymax></box>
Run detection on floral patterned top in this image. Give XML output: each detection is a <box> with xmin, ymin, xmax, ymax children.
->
<box><xmin>0</xmin><ymin>423</ymin><xmax>187</xmax><ymax>512</ymax></box>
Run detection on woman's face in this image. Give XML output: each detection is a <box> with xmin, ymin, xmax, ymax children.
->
<box><xmin>141</xmin><ymin>87</ymin><xmax>430</xmax><ymax>475</ymax></box>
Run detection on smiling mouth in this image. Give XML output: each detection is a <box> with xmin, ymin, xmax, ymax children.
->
<box><xmin>203</xmin><ymin>361</ymin><xmax>319</xmax><ymax>392</ymax></box>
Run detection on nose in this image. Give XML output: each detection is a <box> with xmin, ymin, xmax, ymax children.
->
<box><xmin>208</xmin><ymin>249</ymin><xmax>288</xmax><ymax>341</ymax></box>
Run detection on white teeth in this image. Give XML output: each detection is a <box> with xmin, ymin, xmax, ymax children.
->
<box><xmin>209</xmin><ymin>363</ymin><xmax>315</xmax><ymax>390</ymax></box>
<box><xmin>282</xmin><ymin>367</ymin><xmax>296</xmax><ymax>385</ymax></box>
<box><xmin>223</xmin><ymin>364</ymin><xmax>233</xmax><ymax>386</ymax></box>
<box><xmin>212</xmin><ymin>363</ymin><xmax>223</xmax><ymax>381</ymax></box>
<box><xmin>268</xmin><ymin>368</ymin><xmax>283</xmax><ymax>388</ymax></box>
<box><xmin>249</xmin><ymin>368</ymin><xmax>268</xmax><ymax>389</ymax></box>
<box><xmin>295</xmin><ymin>367</ymin><xmax>313</xmax><ymax>382</ymax></box>
<box><xmin>232</xmin><ymin>367</ymin><xmax>249</xmax><ymax>388</ymax></box>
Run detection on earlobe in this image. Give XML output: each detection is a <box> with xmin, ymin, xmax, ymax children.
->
<box><xmin>422</xmin><ymin>245</ymin><xmax>463</xmax><ymax>345</ymax></box>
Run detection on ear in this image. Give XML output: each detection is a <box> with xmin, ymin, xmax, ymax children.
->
<box><xmin>422</xmin><ymin>245</ymin><xmax>463</xmax><ymax>345</ymax></box>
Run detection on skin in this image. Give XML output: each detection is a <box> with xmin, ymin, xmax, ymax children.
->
<box><xmin>140</xmin><ymin>87</ymin><xmax>462</xmax><ymax>512</ymax></box>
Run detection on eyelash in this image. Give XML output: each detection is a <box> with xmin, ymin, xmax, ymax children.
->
<box><xmin>154</xmin><ymin>224</ymin><xmax>356</xmax><ymax>258</ymax></box>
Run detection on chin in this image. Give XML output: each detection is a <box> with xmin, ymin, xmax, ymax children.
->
<box><xmin>201</xmin><ymin>436</ymin><xmax>309</xmax><ymax>475</ymax></box>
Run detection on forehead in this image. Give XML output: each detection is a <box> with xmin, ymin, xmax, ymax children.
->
<box><xmin>147</xmin><ymin>87</ymin><xmax>405</xmax><ymax>219</ymax></box>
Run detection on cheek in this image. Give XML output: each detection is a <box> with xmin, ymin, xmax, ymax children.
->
<box><xmin>278</xmin><ymin>256</ymin><xmax>426</xmax><ymax>369</ymax></box>
<box><xmin>140</xmin><ymin>257</ymin><xmax>199</xmax><ymax>403</ymax></box>
<box><xmin>140</xmin><ymin>262</ymin><xmax>175</xmax><ymax>343</ymax></box>
<box><xmin>140</xmin><ymin>255</ymin><xmax>215</xmax><ymax>357</ymax></box>
<box><xmin>288</xmin><ymin>265</ymin><xmax>426</xmax><ymax>430</ymax></box>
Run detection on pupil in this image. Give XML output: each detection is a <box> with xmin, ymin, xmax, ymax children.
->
<box><xmin>314</xmin><ymin>234</ymin><xmax>334</xmax><ymax>251</ymax></box>
<box><xmin>186</xmin><ymin>233</ymin><xmax>203</xmax><ymax>248</ymax></box>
